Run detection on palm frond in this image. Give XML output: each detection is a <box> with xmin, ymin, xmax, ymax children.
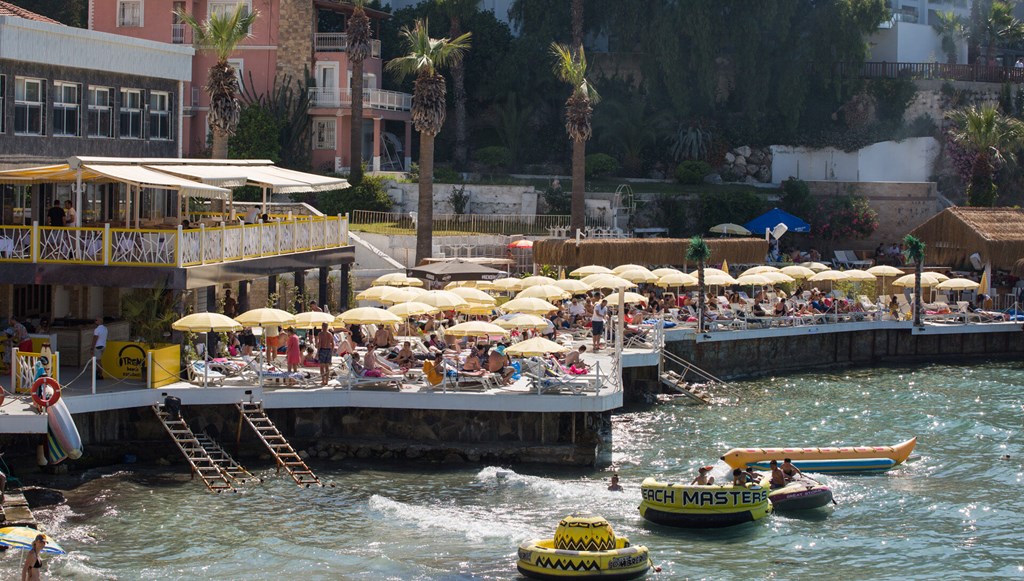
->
<box><xmin>386</xmin><ymin>19</ymin><xmax>471</xmax><ymax>81</ymax></box>
<box><xmin>686</xmin><ymin>235</ymin><xmax>711</xmax><ymax>262</ymax></box>
<box><xmin>903</xmin><ymin>234</ymin><xmax>925</xmax><ymax>262</ymax></box>
<box><xmin>175</xmin><ymin>4</ymin><xmax>258</xmax><ymax>62</ymax></box>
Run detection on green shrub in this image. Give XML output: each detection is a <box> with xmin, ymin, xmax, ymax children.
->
<box><xmin>475</xmin><ymin>146</ymin><xmax>512</xmax><ymax>170</ymax></box>
<box><xmin>543</xmin><ymin>182</ymin><xmax>571</xmax><ymax>215</ymax></box>
<box><xmin>585</xmin><ymin>153</ymin><xmax>619</xmax><ymax>178</ymax></box>
<box><xmin>433</xmin><ymin>166</ymin><xmax>462</xmax><ymax>184</ymax></box>
<box><xmin>780</xmin><ymin>177</ymin><xmax>814</xmax><ymax>219</ymax></box>
<box><xmin>675</xmin><ymin>160</ymin><xmax>713</xmax><ymax>184</ymax></box>
<box><xmin>315</xmin><ymin>173</ymin><xmax>393</xmax><ymax>216</ymax></box>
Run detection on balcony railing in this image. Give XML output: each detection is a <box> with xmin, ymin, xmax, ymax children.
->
<box><xmin>834</xmin><ymin>61</ymin><xmax>1024</xmax><ymax>84</ymax></box>
<box><xmin>313</xmin><ymin>33</ymin><xmax>381</xmax><ymax>58</ymax></box>
<box><xmin>0</xmin><ymin>216</ymin><xmax>348</xmax><ymax>268</ymax></box>
<box><xmin>308</xmin><ymin>87</ymin><xmax>412</xmax><ymax>111</ymax></box>
<box><xmin>172</xmin><ymin>23</ymin><xmax>189</xmax><ymax>44</ymax></box>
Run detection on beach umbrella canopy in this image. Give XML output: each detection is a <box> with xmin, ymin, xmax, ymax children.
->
<box><xmin>387</xmin><ymin>302</ymin><xmax>440</xmax><ymax>318</ymax></box>
<box><xmin>744</xmin><ymin>207</ymin><xmax>811</xmax><ymax>234</ymax></box>
<box><xmin>234</xmin><ymin>308</ymin><xmax>295</xmax><ymax>327</ymax></box>
<box><xmin>417</xmin><ymin>290</ymin><xmax>470</xmax><ymax>310</ymax></box>
<box><xmin>446</xmin><ymin>321</ymin><xmax>510</xmax><ymax>337</ymax></box>
<box><xmin>735</xmin><ymin>273</ymin><xmax>773</xmax><ymax>286</ymax></box>
<box><xmin>651</xmin><ymin>268</ymin><xmax>683</xmax><ymax>277</ymax></box>
<box><xmin>505</xmin><ymin>336</ymin><xmax>568</xmax><ymax>357</ymax></box>
<box><xmin>378</xmin><ymin>288</ymin><xmax>425</xmax><ymax>305</ymax></box>
<box><xmin>808</xmin><ymin>270</ymin><xmax>850</xmax><ymax>283</ymax></box>
<box><xmin>516</xmin><ymin>285</ymin><xmax>571</xmax><ymax>301</ymax></box>
<box><xmin>842</xmin><ymin>269</ymin><xmax>877</xmax><ymax>282</ymax></box>
<box><xmin>621</xmin><ymin>292</ymin><xmax>650</xmax><ymax>305</ymax></box>
<box><xmin>335</xmin><ymin>307</ymin><xmax>403</xmax><ymax>325</ymax></box>
<box><xmin>0</xmin><ymin>527</ymin><xmax>65</xmax><ymax>555</ymax></box>
<box><xmin>445</xmin><ymin>280</ymin><xmax>495</xmax><ymax>291</ymax></box>
<box><xmin>866</xmin><ymin>265</ymin><xmax>904</xmax><ymax>276</ymax></box>
<box><xmin>449</xmin><ymin>287</ymin><xmax>497</xmax><ymax>304</ymax></box>
<box><xmin>780</xmin><ymin>265</ymin><xmax>817</xmax><ymax>279</ymax></box>
<box><xmin>656</xmin><ymin>272</ymin><xmax>698</xmax><ymax>288</ymax></box>
<box><xmin>740</xmin><ymin>265</ymin><xmax>781</xmax><ymax>276</ymax></box>
<box><xmin>612</xmin><ymin>264</ymin><xmax>651</xmax><ymax>275</ymax></box>
<box><xmin>355</xmin><ymin>285</ymin><xmax>400</xmax><ymax>302</ymax></box>
<box><xmin>688</xmin><ymin>268</ymin><xmax>728</xmax><ymax>278</ymax></box>
<box><xmin>709</xmin><ymin>223</ymin><xmax>752</xmax><ymax>236</ymax></box>
<box><xmin>553</xmin><ymin>279</ymin><xmax>593</xmax><ymax>294</ymax></box>
<box><xmin>372</xmin><ymin>273</ymin><xmax>424</xmax><ymax>287</ymax></box>
<box><xmin>508</xmin><ymin>239</ymin><xmax>534</xmax><ymax>249</ymax></box>
<box><xmin>407</xmin><ymin>259</ymin><xmax>504</xmax><ymax>282</ymax></box>
<box><xmin>456</xmin><ymin>303</ymin><xmax>497</xmax><ymax>315</ymax></box>
<box><xmin>701</xmin><ymin>273</ymin><xmax>739</xmax><ymax>286</ymax></box>
<box><xmin>799</xmin><ymin>262</ymin><xmax>830</xmax><ymax>272</ymax></box>
<box><xmin>520</xmin><ymin>275</ymin><xmax>558</xmax><ymax>287</ymax></box>
<box><xmin>617</xmin><ymin>268</ymin><xmax>660</xmax><ymax>284</ymax></box>
<box><xmin>583</xmin><ymin>274</ymin><xmax>636</xmax><ymax>290</ymax></box>
<box><xmin>936</xmin><ymin>277</ymin><xmax>980</xmax><ymax>291</ymax></box>
<box><xmin>494</xmin><ymin>313</ymin><xmax>550</xmax><ymax>330</ymax></box>
<box><xmin>172</xmin><ymin>312</ymin><xmax>242</xmax><ymax>333</ymax></box>
<box><xmin>501</xmin><ymin>297</ymin><xmax>559</xmax><ymax>315</ymax></box>
<box><xmin>761</xmin><ymin>271</ymin><xmax>795</xmax><ymax>284</ymax></box>
<box><xmin>570</xmin><ymin>265</ymin><xmax>613</xmax><ymax>277</ymax></box>
<box><xmin>892</xmin><ymin>272</ymin><xmax>947</xmax><ymax>287</ymax></box>
<box><xmin>490</xmin><ymin>277</ymin><xmax>526</xmax><ymax>292</ymax></box>
<box><xmin>293</xmin><ymin>311</ymin><xmax>336</xmax><ymax>328</ymax></box>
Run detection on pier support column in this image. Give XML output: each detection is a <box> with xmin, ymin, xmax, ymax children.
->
<box><xmin>237</xmin><ymin>280</ymin><xmax>250</xmax><ymax>313</ymax></box>
<box><xmin>318</xmin><ymin>267</ymin><xmax>329</xmax><ymax>311</ymax></box>
<box><xmin>268</xmin><ymin>275</ymin><xmax>278</xmax><ymax>309</ymax></box>
<box><xmin>294</xmin><ymin>270</ymin><xmax>306</xmax><ymax>312</ymax></box>
<box><xmin>340</xmin><ymin>264</ymin><xmax>350</xmax><ymax>310</ymax></box>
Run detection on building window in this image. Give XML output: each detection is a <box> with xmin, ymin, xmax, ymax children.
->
<box><xmin>149</xmin><ymin>91</ymin><xmax>172</xmax><ymax>140</ymax></box>
<box><xmin>53</xmin><ymin>82</ymin><xmax>81</xmax><ymax>137</ymax></box>
<box><xmin>119</xmin><ymin>88</ymin><xmax>143</xmax><ymax>139</ymax></box>
<box><xmin>313</xmin><ymin>119</ymin><xmax>336</xmax><ymax>150</ymax></box>
<box><xmin>0</xmin><ymin>75</ymin><xmax>5</xmax><ymax>134</ymax></box>
<box><xmin>88</xmin><ymin>87</ymin><xmax>114</xmax><ymax>138</ymax></box>
<box><xmin>118</xmin><ymin>0</ymin><xmax>143</xmax><ymax>27</ymax></box>
<box><xmin>209</xmin><ymin>1</ymin><xmax>252</xmax><ymax>32</ymax></box>
<box><xmin>14</xmin><ymin>77</ymin><xmax>45</xmax><ymax>136</ymax></box>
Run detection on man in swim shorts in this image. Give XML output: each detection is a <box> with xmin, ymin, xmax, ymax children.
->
<box><xmin>316</xmin><ymin>323</ymin><xmax>335</xmax><ymax>386</ymax></box>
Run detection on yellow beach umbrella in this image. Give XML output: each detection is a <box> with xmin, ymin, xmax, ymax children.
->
<box><xmin>446</xmin><ymin>321</ymin><xmax>510</xmax><ymax>337</ymax></box>
<box><xmin>293</xmin><ymin>311</ymin><xmax>336</xmax><ymax>328</ymax></box>
<box><xmin>456</xmin><ymin>303</ymin><xmax>497</xmax><ymax>315</ymax></box>
<box><xmin>761</xmin><ymin>271</ymin><xmax>795</xmax><ymax>284</ymax></box>
<box><xmin>842</xmin><ymin>269</ymin><xmax>877</xmax><ymax>282</ymax></box>
<box><xmin>445</xmin><ymin>280</ymin><xmax>495</xmax><ymax>291</ymax></box>
<box><xmin>688</xmin><ymin>268</ymin><xmax>728</xmax><ymax>278</ymax></box>
<box><xmin>235</xmin><ymin>308</ymin><xmax>295</xmax><ymax>327</ymax></box>
<box><xmin>491</xmin><ymin>277</ymin><xmax>526</xmax><ymax>292</ymax></box>
<box><xmin>800</xmin><ymin>262</ymin><xmax>830</xmax><ymax>272</ymax></box>
<box><xmin>740</xmin><ymin>265</ymin><xmax>781</xmax><ymax>276</ymax></box>
<box><xmin>584</xmin><ymin>274</ymin><xmax>636</xmax><ymax>290</ymax></box>
<box><xmin>651</xmin><ymin>268</ymin><xmax>682</xmax><ymax>278</ymax></box>
<box><xmin>866</xmin><ymin>265</ymin><xmax>903</xmax><ymax>277</ymax></box>
<box><xmin>335</xmin><ymin>307</ymin><xmax>403</xmax><ymax>326</ymax></box>
<box><xmin>893</xmin><ymin>272</ymin><xmax>947</xmax><ymax>287</ymax></box>
<box><xmin>780</xmin><ymin>265</ymin><xmax>816</xmax><ymax>279</ymax></box>
<box><xmin>356</xmin><ymin>285</ymin><xmax>400</xmax><ymax>302</ymax></box>
<box><xmin>505</xmin><ymin>336</ymin><xmax>568</xmax><ymax>357</ymax></box>
<box><xmin>417</xmin><ymin>290</ymin><xmax>470</xmax><ymax>310</ymax></box>
<box><xmin>520</xmin><ymin>275</ymin><xmax>558</xmax><ymax>287</ymax></box>
<box><xmin>935</xmin><ymin>277</ymin><xmax>980</xmax><ymax>291</ymax></box>
<box><xmin>569</xmin><ymin>265</ymin><xmax>613</xmax><ymax>277</ymax></box>
<box><xmin>372</xmin><ymin>273</ymin><xmax>424</xmax><ymax>287</ymax></box>
<box><xmin>656</xmin><ymin>272</ymin><xmax>698</xmax><ymax>288</ymax></box>
<box><xmin>387</xmin><ymin>302</ymin><xmax>440</xmax><ymax>318</ymax></box>
<box><xmin>808</xmin><ymin>270</ymin><xmax>850</xmax><ymax>283</ymax></box>
<box><xmin>378</xmin><ymin>287</ymin><xmax>425</xmax><ymax>305</ymax></box>
<box><xmin>617</xmin><ymin>269</ymin><xmax>660</xmax><ymax>284</ymax></box>
<box><xmin>735</xmin><ymin>273</ymin><xmax>772</xmax><ymax>286</ymax></box>
<box><xmin>494</xmin><ymin>313</ymin><xmax>550</xmax><ymax>330</ymax></box>
<box><xmin>501</xmin><ymin>297</ymin><xmax>559</xmax><ymax>315</ymax></box>
<box><xmin>612</xmin><ymin>264</ymin><xmax>650</xmax><ymax>274</ymax></box>
<box><xmin>621</xmin><ymin>292</ymin><xmax>649</xmax><ymax>305</ymax></box>
<box><xmin>449</xmin><ymin>287</ymin><xmax>497</xmax><ymax>305</ymax></box>
<box><xmin>553</xmin><ymin>279</ymin><xmax>593</xmax><ymax>294</ymax></box>
<box><xmin>701</xmin><ymin>273</ymin><xmax>738</xmax><ymax>286</ymax></box>
<box><xmin>173</xmin><ymin>312</ymin><xmax>243</xmax><ymax>333</ymax></box>
<box><xmin>516</xmin><ymin>285</ymin><xmax>571</xmax><ymax>301</ymax></box>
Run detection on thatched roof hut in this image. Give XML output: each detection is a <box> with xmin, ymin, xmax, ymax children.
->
<box><xmin>533</xmin><ymin>238</ymin><xmax>768</xmax><ymax>268</ymax></box>
<box><xmin>908</xmin><ymin>207</ymin><xmax>1024</xmax><ymax>271</ymax></box>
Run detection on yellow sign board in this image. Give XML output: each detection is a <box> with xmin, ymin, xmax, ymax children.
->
<box><xmin>100</xmin><ymin>341</ymin><xmax>180</xmax><ymax>388</ymax></box>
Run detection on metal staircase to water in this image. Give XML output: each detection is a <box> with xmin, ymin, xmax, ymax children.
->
<box><xmin>152</xmin><ymin>405</ymin><xmax>236</xmax><ymax>493</ymax></box>
<box><xmin>658</xmin><ymin>351</ymin><xmax>737</xmax><ymax>405</ymax></box>
<box><xmin>194</xmin><ymin>431</ymin><xmax>259</xmax><ymax>485</ymax></box>
<box><xmin>237</xmin><ymin>401</ymin><xmax>322</xmax><ymax>487</ymax></box>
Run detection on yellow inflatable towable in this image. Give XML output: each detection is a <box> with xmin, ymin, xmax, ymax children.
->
<box><xmin>517</xmin><ymin>513</ymin><xmax>652</xmax><ymax>580</ymax></box>
<box><xmin>638</xmin><ymin>476</ymin><xmax>772</xmax><ymax>528</ymax></box>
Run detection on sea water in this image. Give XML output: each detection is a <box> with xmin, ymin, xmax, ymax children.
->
<box><xmin>2</xmin><ymin>361</ymin><xmax>1023</xmax><ymax>580</ymax></box>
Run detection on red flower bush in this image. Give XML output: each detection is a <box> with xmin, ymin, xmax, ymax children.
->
<box><xmin>812</xmin><ymin>195</ymin><xmax>879</xmax><ymax>242</ymax></box>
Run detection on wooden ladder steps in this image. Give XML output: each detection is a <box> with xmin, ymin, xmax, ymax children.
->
<box><xmin>193</xmin><ymin>431</ymin><xmax>259</xmax><ymax>485</ymax></box>
<box><xmin>237</xmin><ymin>402</ymin><xmax>323</xmax><ymax>487</ymax></box>
<box><xmin>152</xmin><ymin>406</ymin><xmax>236</xmax><ymax>493</ymax></box>
<box><xmin>659</xmin><ymin>372</ymin><xmax>713</xmax><ymax>405</ymax></box>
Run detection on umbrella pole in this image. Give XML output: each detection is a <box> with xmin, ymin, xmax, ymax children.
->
<box><xmin>204</xmin><ymin>330</ymin><xmax>209</xmax><ymax>388</ymax></box>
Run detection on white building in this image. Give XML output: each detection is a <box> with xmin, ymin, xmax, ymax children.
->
<box><xmin>869</xmin><ymin>0</ymin><xmax>971</xmax><ymax>63</ymax></box>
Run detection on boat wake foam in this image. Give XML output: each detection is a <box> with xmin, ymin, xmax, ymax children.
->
<box><xmin>367</xmin><ymin>494</ymin><xmax>535</xmax><ymax>542</ymax></box>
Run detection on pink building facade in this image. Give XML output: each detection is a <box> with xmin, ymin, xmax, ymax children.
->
<box><xmin>88</xmin><ymin>0</ymin><xmax>413</xmax><ymax>172</ymax></box>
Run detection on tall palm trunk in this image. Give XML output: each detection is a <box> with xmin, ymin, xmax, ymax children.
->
<box><xmin>697</xmin><ymin>265</ymin><xmax>706</xmax><ymax>334</ymax></box>
<box><xmin>350</xmin><ymin>58</ymin><xmax>365</xmax><ymax>183</ymax></box>
<box><xmin>913</xmin><ymin>263</ymin><xmax>923</xmax><ymax>326</ymax></box>
<box><xmin>571</xmin><ymin>0</ymin><xmax>584</xmax><ymax>48</ymax></box>
<box><xmin>570</xmin><ymin>138</ymin><xmax>586</xmax><ymax>232</ymax></box>
<box><xmin>416</xmin><ymin>132</ymin><xmax>435</xmax><ymax>264</ymax></box>
<box><xmin>212</xmin><ymin>128</ymin><xmax>229</xmax><ymax>159</ymax></box>
<box><xmin>451</xmin><ymin>17</ymin><xmax>468</xmax><ymax>169</ymax></box>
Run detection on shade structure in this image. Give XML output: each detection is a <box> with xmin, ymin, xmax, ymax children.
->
<box><xmin>444</xmin><ymin>280</ymin><xmax>495</xmax><ymax>291</ymax></box>
<box><xmin>893</xmin><ymin>272</ymin><xmax>948</xmax><ymax>287</ymax></box>
<box><xmin>416</xmin><ymin>290</ymin><xmax>470</xmax><ymax>310</ymax></box>
<box><xmin>446</xmin><ymin>321</ymin><xmax>510</xmax><ymax>337</ymax></box>
<box><xmin>516</xmin><ymin>285</ymin><xmax>571</xmax><ymax>301</ymax></box>
<box><xmin>740</xmin><ymin>265</ymin><xmax>781</xmax><ymax>276</ymax></box>
<box><xmin>335</xmin><ymin>307</ymin><xmax>403</xmax><ymax>325</ymax></box>
<box><xmin>407</xmin><ymin>259</ymin><xmax>504</xmax><ymax>282</ymax></box>
<box><xmin>172</xmin><ymin>312</ymin><xmax>242</xmax><ymax>333</ymax></box>
<box><xmin>520</xmin><ymin>275</ymin><xmax>558</xmax><ymax>287</ymax></box>
<box><xmin>372</xmin><ymin>273</ymin><xmax>424</xmax><ymax>287</ymax></box>
<box><xmin>935</xmin><ymin>277</ymin><xmax>980</xmax><ymax>291</ymax></box>
<box><xmin>780</xmin><ymin>265</ymin><xmax>817</xmax><ymax>279</ymax></box>
<box><xmin>490</xmin><ymin>277</ymin><xmax>526</xmax><ymax>292</ymax></box>
<box><xmin>355</xmin><ymin>285</ymin><xmax>401</xmax><ymax>302</ymax></box>
<box><xmin>688</xmin><ymin>268</ymin><xmax>729</xmax><ymax>278</ymax></box>
<box><xmin>583</xmin><ymin>274</ymin><xmax>636</xmax><ymax>290</ymax></box>
<box><xmin>616</xmin><ymin>268</ymin><xmax>660</xmax><ymax>284</ymax></box>
<box><xmin>866</xmin><ymin>265</ymin><xmax>904</xmax><ymax>276</ymax></box>
<box><xmin>611</xmin><ymin>264</ymin><xmax>650</xmax><ymax>275</ymax></box>
<box><xmin>493</xmin><ymin>313</ymin><xmax>550</xmax><ymax>330</ymax></box>
<box><xmin>234</xmin><ymin>308</ymin><xmax>296</xmax><ymax>327</ymax></box>
<box><xmin>378</xmin><ymin>288</ymin><xmax>425</xmax><ymax>305</ymax></box>
<box><xmin>448</xmin><ymin>287</ymin><xmax>496</xmax><ymax>304</ymax></box>
<box><xmin>293</xmin><ymin>311</ymin><xmax>337</xmax><ymax>328</ymax></box>
<box><xmin>0</xmin><ymin>526</ymin><xmax>66</xmax><ymax>555</ymax></box>
<box><xmin>656</xmin><ymin>272</ymin><xmax>698</xmax><ymax>288</ymax></box>
<box><xmin>553</xmin><ymin>279</ymin><xmax>593</xmax><ymax>294</ymax></box>
<box><xmin>800</xmin><ymin>262</ymin><xmax>830</xmax><ymax>272</ymax></box>
<box><xmin>621</xmin><ymin>292</ymin><xmax>649</xmax><ymax>304</ymax></box>
<box><xmin>735</xmin><ymin>273</ymin><xmax>773</xmax><ymax>286</ymax></box>
<box><xmin>387</xmin><ymin>302</ymin><xmax>440</xmax><ymax>317</ymax></box>
<box><xmin>710</xmin><ymin>223</ymin><xmax>752</xmax><ymax>236</ymax></box>
<box><xmin>505</xmin><ymin>337</ymin><xmax>568</xmax><ymax>357</ymax></box>
<box><xmin>500</xmin><ymin>297</ymin><xmax>559</xmax><ymax>315</ymax></box>
<box><xmin>761</xmin><ymin>271</ymin><xmax>795</xmax><ymax>284</ymax></box>
<box><xmin>569</xmin><ymin>265</ymin><xmax>613</xmax><ymax>277</ymax></box>
<box><xmin>651</xmin><ymin>268</ymin><xmax>682</xmax><ymax>277</ymax></box>
<box><xmin>508</xmin><ymin>239</ymin><xmax>534</xmax><ymax>249</ymax></box>
<box><xmin>744</xmin><ymin>207</ymin><xmax>811</xmax><ymax>235</ymax></box>
<box><xmin>701</xmin><ymin>273</ymin><xmax>739</xmax><ymax>286</ymax></box>
<box><xmin>456</xmin><ymin>303</ymin><xmax>497</xmax><ymax>315</ymax></box>
<box><xmin>808</xmin><ymin>270</ymin><xmax>850</xmax><ymax>283</ymax></box>
<box><xmin>842</xmin><ymin>269</ymin><xmax>877</xmax><ymax>282</ymax></box>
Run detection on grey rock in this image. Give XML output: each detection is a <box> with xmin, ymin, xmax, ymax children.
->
<box><xmin>746</xmin><ymin>163</ymin><xmax>759</xmax><ymax>175</ymax></box>
<box><xmin>704</xmin><ymin>173</ymin><xmax>723</xmax><ymax>185</ymax></box>
<box><xmin>744</xmin><ymin>175</ymin><xmax>760</xmax><ymax>185</ymax></box>
<box><xmin>298</xmin><ymin>450</ymin><xmax>310</xmax><ymax>459</ymax></box>
<box><xmin>317</xmin><ymin>450</ymin><xmax>330</xmax><ymax>459</ymax></box>
<box><xmin>330</xmin><ymin>452</ymin><xmax>346</xmax><ymax>461</ymax></box>
<box><xmin>406</xmin><ymin>447</ymin><xmax>424</xmax><ymax>459</ymax></box>
<box><xmin>355</xmin><ymin>447</ymin><xmax>372</xmax><ymax>459</ymax></box>
<box><xmin>734</xmin><ymin>155</ymin><xmax>747</xmax><ymax>166</ymax></box>
<box><xmin>736</xmin><ymin>145</ymin><xmax>752</xmax><ymax>158</ymax></box>
<box><xmin>725</xmin><ymin>152</ymin><xmax>736</xmax><ymax>164</ymax></box>
<box><xmin>442</xmin><ymin>452</ymin><xmax>465</xmax><ymax>464</ymax></box>
<box><xmin>757</xmin><ymin>166</ymin><xmax>772</xmax><ymax>182</ymax></box>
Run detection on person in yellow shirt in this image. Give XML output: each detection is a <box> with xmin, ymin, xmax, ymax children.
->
<box><xmin>423</xmin><ymin>353</ymin><xmax>449</xmax><ymax>387</ymax></box>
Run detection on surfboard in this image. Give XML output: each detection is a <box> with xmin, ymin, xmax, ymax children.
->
<box><xmin>46</xmin><ymin>398</ymin><xmax>82</xmax><ymax>461</ymax></box>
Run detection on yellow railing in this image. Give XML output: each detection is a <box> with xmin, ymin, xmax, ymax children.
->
<box><xmin>0</xmin><ymin>216</ymin><xmax>349</xmax><ymax>268</ymax></box>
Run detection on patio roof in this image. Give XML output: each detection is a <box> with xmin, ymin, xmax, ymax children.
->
<box><xmin>84</xmin><ymin>164</ymin><xmax>230</xmax><ymax>199</ymax></box>
<box><xmin>154</xmin><ymin>164</ymin><xmax>348</xmax><ymax>194</ymax></box>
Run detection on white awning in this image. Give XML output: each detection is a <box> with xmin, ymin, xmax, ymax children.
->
<box><xmin>145</xmin><ymin>165</ymin><xmax>251</xmax><ymax>188</ymax></box>
<box><xmin>247</xmin><ymin>166</ymin><xmax>349</xmax><ymax>193</ymax></box>
<box><xmin>84</xmin><ymin>164</ymin><xmax>230</xmax><ymax>199</ymax></box>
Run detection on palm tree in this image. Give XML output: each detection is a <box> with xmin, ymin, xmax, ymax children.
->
<box><xmin>438</xmin><ymin>0</ymin><xmax>479</xmax><ymax>170</ymax></box>
<box><xmin>932</xmin><ymin>11</ymin><xmax>966</xmax><ymax>65</ymax></box>
<box><xmin>979</xmin><ymin>1</ymin><xmax>1023</xmax><ymax>65</ymax></box>
<box><xmin>686</xmin><ymin>235</ymin><xmax>711</xmax><ymax>334</ymax></box>
<box><xmin>903</xmin><ymin>235</ymin><xmax>925</xmax><ymax>327</ymax></box>
<box><xmin>176</xmin><ymin>4</ymin><xmax>259</xmax><ymax>159</ymax></box>
<box><xmin>386</xmin><ymin>19</ymin><xmax>471</xmax><ymax>264</ymax></box>
<box><xmin>947</xmin><ymin>105</ymin><xmax>1024</xmax><ymax>206</ymax></box>
<box><xmin>346</xmin><ymin>0</ymin><xmax>372</xmax><ymax>185</ymax></box>
<box><xmin>551</xmin><ymin>43</ymin><xmax>600</xmax><ymax>233</ymax></box>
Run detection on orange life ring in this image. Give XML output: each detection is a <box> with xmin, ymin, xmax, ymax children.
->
<box><xmin>31</xmin><ymin>376</ymin><xmax>61</xmax><ymax>407</ymax></box>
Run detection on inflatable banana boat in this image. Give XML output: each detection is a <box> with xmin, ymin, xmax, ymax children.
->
<box><xmin>721</xmin><ymin>437</ymin><xmax>916</xmax><ymax>474</ymax></box>
<box><xmin>516</xmin><ymin>513</ymin><xmax>651</xmax><ymax>580</ymax></box>
<box><xmin>767</xmin><ymin>475</ymin><xmax>833</xmax><ymax>511</ymax></box>
<box><xmin>638</xmin><ymin>476</ymin><xmax>771</xmax><ymax>528</ymax></box>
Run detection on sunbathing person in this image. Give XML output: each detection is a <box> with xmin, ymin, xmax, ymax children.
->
<box><xmin>563</xmin><ymin>345</ymin><xmax>588</xmax><ymax>371</ymax></box>
<box><xmin>486</xmin><ymin>346</ymin><xmax>516</xmax><ymax>384</ymax></box>
<box><xmin>373</xmin><ymin>325</ymin><xmax>395</xmax><ymax>349</ymax></box>
<box><xmin>781</xmin><ymin>458</ymin><xmax>803</xmax><ymax>481</ymax></box>
<box><xmin>394</xmin><ymin>341</ymin><xmax>416</xmax><ymax>367</ymax></box>
<box><xmin>461</xmin><ymin>350</ymin><xmax>483</xmax><ymax>373</ymax></box>
<box><xmin>769</xmin><ymin>460</ymin><xmax>787</xmax><ymax>489</ymax></box>
<box><xmin>362</xmin><ymin>349</ymin><xmax>404</xmax><ymax>377</ymax></box>
<box><xmin>423</xmin><ymin>353</ymin><xmax>452</xmax><ymax>387</ymax></box>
